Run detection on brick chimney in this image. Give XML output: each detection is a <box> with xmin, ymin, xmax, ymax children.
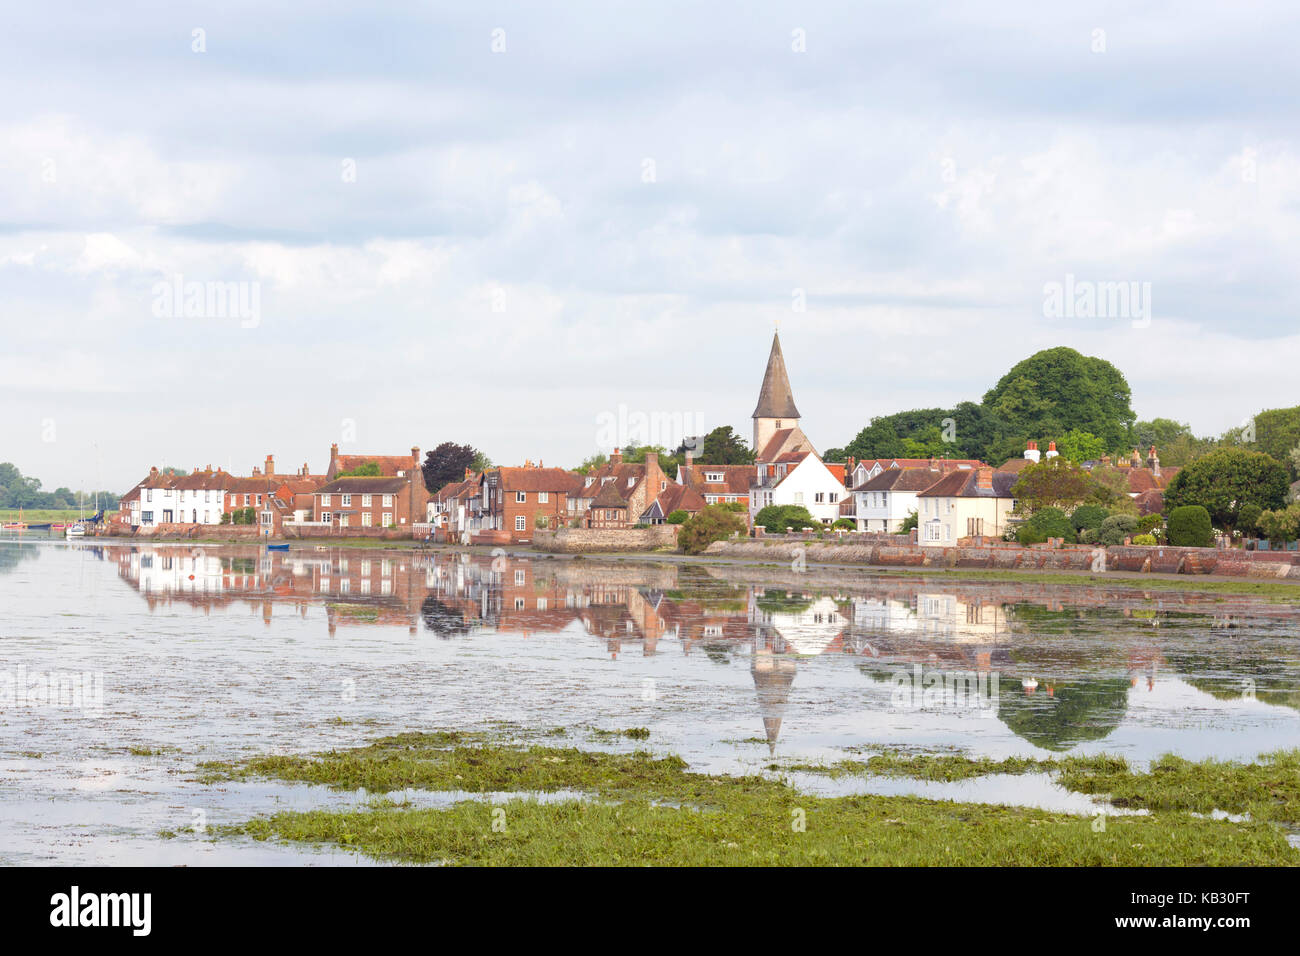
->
<box><xmin>1045</xmin><ymin>441</ymin><xmax>1058</xmax><ymax>459</ymax></box>
<box><xmin>644</xmin><ymin>451</ymin><xmax>663</xmax><ymax>492</ymax></box>
<box><xmin>265</xmin><ymin>454</ymin><xmax>275</xmax><ymax>476</ymax></box>
<box><xmin>684</xmin><ymin>449</ymin><xmax>694</xmax><ymax>468</ymax></box>
<box><xmin>1147</xmin><ymin>445</ymin><xmax>1161</xmax><ymax>478</ymax></box>
<box><xmin>149</xmin><ymin>466</ymin><xmax>159</xmax><ymax>477</ymax></box>
<box><xmin>1130</xmin><ymin>448</ymin><xmax>1141</xmax><ymax>467</ymax></box>
<box><xmin>329</xmin><ymin>443</ymin><xmax>340</xmax><ymax>479</ymax></box>
<box><xmin>976</xmin><ymin>467</ymin><xmax>993</xmax><ymax>490</ymax></box>
<box><xmin>252</xmin><ymin>466</ymin><xmax>261</xmax><ymax>476</ymax></box>
<box><xmin>610</xmin><ymin>447</ymin><xmax>623</xmax><ymax>465</ymax></box>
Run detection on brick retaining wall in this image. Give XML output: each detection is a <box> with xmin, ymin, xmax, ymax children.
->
<box><xmin>533</xmin><ymin>526</ymin><xmax>679</xmax><ymax>553</ymax></box>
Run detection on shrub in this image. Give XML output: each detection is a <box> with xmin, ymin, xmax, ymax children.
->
<box><xmin>678</xmin><ymin>504</ymin><xmax>748</xmax><ymax>555</ymax></box>
<box><xmin>665</xmin><ymin>509</ymin><xmax>689</xmax><ymax>525</ymax></box>
<box><xmin>754</xmin><ymin>504</ymin><xmax>816</xmax><ymax>533</ymax></box>
<box><xmin>899</xmin><ymin>510</ymin><xmax>918</xmax><ymax>533</ymax></box>
<box><xmin>1136</xmin><ymin>513</ymin><xmax>1163</xmax><ymax>536</ymax></box>
<box><xmin>1016</xmin><ymin>507</ymin><xmax>1077</xmax><ymax>545</ymax></box>
<box><xmin>1166</xmin><ymin>505</ymin><xmax>1213</xmax><ymax>547</ymax></box>
<box><xmin>1131</xmin><ymin>533</ymin><xmax>1157</xmax><ymax>546</ymax></box>
<box><xmin>1255</xmin><ymin>504</ymin><xmax>1300</xmax><ymax>545</ymax></box>
<box><xmin>1097</xmin><ymin>514</ymin><xmax>1139</xmax><ymax>546</ymax></box>
<box><xmin>831</xmin><ymin>517</ymin><xmax>856</xmax><ymax>531</ymax></box>
<box><xmin>1237</xmin><ymin>502</ymin><xmax>1263</xmax><ymax>536</ymax></box>
<box><xmin>1070</xmin><ymin>504</ymin><xmax>1109</xmax><ymax>532</ymax></box>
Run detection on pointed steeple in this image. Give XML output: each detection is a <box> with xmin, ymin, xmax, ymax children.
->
<box><xmin>751</xmin><ymin>332</ymin><xmax>801</xmax><ymax>419</ymax></box>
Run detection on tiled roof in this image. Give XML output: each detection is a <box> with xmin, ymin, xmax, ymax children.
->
<box><xmin>318</xmin><ymin>476</ymin><xmax>410</xmax><ymax>494</ymax></box>
<box><xmin>590</xmin><ymin>481</ymin><xmax>630</xmax><ymax>509</ymax></box>
<box><xmin>678</xmin><ymin>464</ymin><xmax>752</xmax><ymax>497</ymax></box>
<box><xmin>917</xmin><ymin>470</ymin><xmax>1017</xmax><ymax>498</ymax></box>
<box><xmin>334</xmin><ymin>454</ymin><xmax>417</xmax><ymax>477</ymax></box>
<box><xmin>855</xmin><ymin>467</ymin><xmax>946</xmax><ymax>493</ymax></box>
<box><xmin>495</xmin><ymin>467</ymin><xmax>584</xmax><ymax>493</ymax></box>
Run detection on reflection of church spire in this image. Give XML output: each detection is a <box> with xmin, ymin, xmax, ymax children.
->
<box><xmin>751</xmin><ymin>638</ymin><xmax>797</xmax><ymax>756</ymax></box>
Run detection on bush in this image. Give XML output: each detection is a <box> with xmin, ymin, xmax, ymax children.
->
<box><xmin>1016</xmin><ymin>507</ymin><xmax>1077</xmax><ymax>545</ymax></box>
<box><xmin>678</xmin><ymin>504</ymin><xmax>749</xmax><ymax>555</ymax></box>
<box><xmin>831</xmin><ymin>517</ymin><xmax>856</xmax><ymax>531</ymax></box>
<box><xmin>1097</xmin><ymin>514</ymin><xmax>1139</xmax><ymax>546</ymax></box>
<box><xmin>1255</xmin><ymin>504</ymin><xmax>1300</xmax><ymax>545</ymax></box>
<box><xmin>754</xmin><ymin>504</ymin><xmax>816</xmax><ymax>533</ymax></box>
<box><xmin>665</xmin><ymin>509</ymin><xmax>689</xmax><ymax>525</ymax></box>
<box><xmin>1070</xmin><ymin>504</ymin><xmax>1109</xmax><ymax>532</ymax></box>
<box><xmin>1136</xmin><ymin>513</ymin><xmax>1163</xmax><ymax>536</ymax></box>
<box><xmin>899</xmin><ymin>509</ymin><xmax>918</xmax><ymax>533</ymax></box>
<box><xmin>1167</xmin><ymin>505</ymin><xmax>1213</xmax><ymax>547</ymax></box>
<box><xmin>1131</xmin><ymin>533</ymin><xmax>1157</xmax><ymax>546</ymax></box>
<box><xmin>1237</xmin><ymin>502</ymin><xmax>1263</xmax><ymax>536</ymax></box>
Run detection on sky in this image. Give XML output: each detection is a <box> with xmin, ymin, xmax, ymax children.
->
<box><xmin>3</xmin><ymin>1</ymin><xmax>1299</xmax><ymax>491</ymax></box>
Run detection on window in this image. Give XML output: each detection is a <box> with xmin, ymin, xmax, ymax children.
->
<box><xmin>341</xmin><ymin>494</ymin><xmax>351</xmax><ymax>506</ymax></box>
<box><xmin>515</xmin><ymin>515</ymin><xmax>526</xmax><ymax>531</ymax></box>
<box><xmin>321</xmin><ymin>512</ymin><xmax>331</xmax><ymax>523</ymax></box>
<box><xmin>515</xmin><ymin>570</ymin><xmax>526</xmax><ymax>585</ymax></box>
<box><xmin>815</xmin><ymin>492</ymin><xmax>825</xmax><ymax>503</ymax></box>
<box><xmin>146</xmin><ymin>489</ymin><xmax>153</xmax><ymax>502</ymax></box>
<box><xmin>705</xmin><ymin>472</ymin><xmax>724</xmax><ymax>483</ymax></box>
<box><xmin>361</xmin><ymin>512</ymin><xmax>372</xmax><ymax>527</ymax></box>
<box><xmin>362</xmin><ymin>494</ymin><xmax>372</xmax><ymax>507</ymax></box>
<box><xmin>830</xmin><ymin>493</ymin><xmax>838</xmax><ymax>503</ymax></box>
<box><xmin>515</xmin><ymin>491</ymin><xmax>527</xmax><ymax>503</ymax></box>
<box><xmin>321</xmin><ymin>494</ymin><xmax>331</xmax><ymax>507</ymax></box>
<box><xmin>382</xmin><ymin>494</ymin><xmax>393</xmax><ymax>507</ymax></box>
<box><xmin>142</xmin><ymin>511</ymin><xmax>153</xmax><ymax>523</ymax></box>
<box><xmin>382</xmin><ymin>512</ymin><xmax>392</xmax><ymax>526</ymax></box>
<box><xmin>794</xmin><ymin>492</ymin><xmax>804</xmax><ymax>504</ymax></box>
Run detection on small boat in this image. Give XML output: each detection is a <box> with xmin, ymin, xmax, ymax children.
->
<box><xmin>65</xmin><ymin>523</ymin><xmax>86</xmax><ymax>538</ymax></box>
<box><xmin>267</xmin><ymin>543</ymin><xmax>289</xmax><ymax>551</ymax></box>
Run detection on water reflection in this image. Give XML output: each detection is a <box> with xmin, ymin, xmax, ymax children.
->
<box><xmin>78</xmin><ymin>541</ymin><xmax>1300</xmax><ymax>758</ymax></box>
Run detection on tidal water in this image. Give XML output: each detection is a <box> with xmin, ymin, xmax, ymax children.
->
<box><xmin>1</xmin><ymin>538</ymin><xmax>1297</xmax><ymax>863</ymax></box>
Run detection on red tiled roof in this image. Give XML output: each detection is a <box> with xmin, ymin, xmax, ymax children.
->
<box><xmin>335</xmin><ymin>454</ymin><xmax>416</xmax><ymax>477</ymax></box>
<box><xmin>855</xmin><ymin>467</ymin><xmax>946</xmax><ymax>493</ymax></box>
<box><xmin>495</xmin><ymin>467</ymin><xmax>584</xmax><ymax>493</ymax></box>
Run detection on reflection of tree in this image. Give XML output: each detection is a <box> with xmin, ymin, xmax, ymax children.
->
<box><xmin>755</xmin><ymin>591</ymin><xmax>815</xmax><ymax>616</ymax></box>
<box><xmin>701</xmin><ymin>643</ymin><xmax>732</xmax><ymax>666</ymax></box>
<box><xmin>0</xmin><ymin>543</ymin><xmax>39</xmax><ymax>574</ymax></box>
<box><xmin>421</xmin><ymin>596</ymin><xmax>471</xmax><ymax>639</ymax></box>
<box><xmin>997</xmin><ymin>677</ymin><xmax>1130</xmax><ymax>752</ymax></box>
<box><xmin>1170</xmin><ymin>651</ymin><xmax>1300</xmax><ymax>713</ymax></box>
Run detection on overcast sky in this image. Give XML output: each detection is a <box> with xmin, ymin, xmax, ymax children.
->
<box><xmin>4</xmin><ymin>1</ymin><xmax>1299</xmax><ymax>490</ymax></box>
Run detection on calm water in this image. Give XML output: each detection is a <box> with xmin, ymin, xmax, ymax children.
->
<box><xmin>1</xmin><ymin>538</ymin><xmax>1297</xmax><ymax>864</ymax></box>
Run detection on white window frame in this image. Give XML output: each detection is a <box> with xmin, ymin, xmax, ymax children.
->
<box><xmin>515</xmin><ymin>515</ymin><xmax>526</xmax><ymax>531</ymax></box>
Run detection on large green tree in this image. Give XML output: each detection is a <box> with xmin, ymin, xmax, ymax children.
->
<box><xmin>421</xmin><ymin>442</ymin><xmax>483</xmax><ymax>494</ymax></box>
<box><xmin>1162</xmin><ymin>448</ymin><xmax>1289</xmax><ymax>535</ymax></box>
<box><xmin>982</xmin><ymin>347</ymin><xmax>1135</xmax><ymax>452</ymax></box>
<box><xmin>1009</xmin><ymin>458</ymin><xmax>1094</xmax><ymax>513</ymax></box>
<box><xmin>695</xmin><ymin>425</ymin><xmax>754</xmax><ymax>465</ymax></box>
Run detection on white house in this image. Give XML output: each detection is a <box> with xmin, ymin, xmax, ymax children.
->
<box><xmin>853</xmin><ymin>466</ymin><xmax>947</xmax><ymax>532</ymax></box>
<box><xmin>750</xmin><ymin>452</ymin><xmax>846</xmax><ymax>525</ymax></box>
<box><xmin>916</xmin><ymin>467</ymin><xmax>1018</xmax><ymax>547</ymax></box>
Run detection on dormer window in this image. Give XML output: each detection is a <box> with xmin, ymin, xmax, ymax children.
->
<box><xmin>705</xmin><ymin>472</ymin><xmax>724</xmax><ymax>482</ymax></box>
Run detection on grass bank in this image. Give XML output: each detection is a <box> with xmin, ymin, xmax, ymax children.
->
<box><xmin>200</xmin><ymin>733</ymin><xmax>1299</xmax><ymax>866</ymax></box>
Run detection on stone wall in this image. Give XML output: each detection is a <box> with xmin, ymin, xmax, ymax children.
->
<box><xmin>702</xmin><ymin>538</ymin><xmax>1300</xmax><ymax>578</ymax></box>
<box><xmin>533</xmin><ymin>526</ymin><xmax>679</xmax><ymax>553</ymax></box>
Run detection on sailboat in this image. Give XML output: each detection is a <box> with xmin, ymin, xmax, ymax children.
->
<box><xmin>66</xmin><ymin>485</ymin><xmax>87</xmax><ymax>537</ymax></box>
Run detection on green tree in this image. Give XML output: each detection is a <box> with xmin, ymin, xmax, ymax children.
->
<box><xmin>665</xmin><ymin>509</ymin><xmax>689</xmax><ymax>525</ymax></box>
<box><xmin>695</xmin><ymin>425</ymin><xmax>754</xmax><ymax>465</ymax></box>
<box><xmin>1097</xmin><ymin>514</ymin><xmax>1139</xmax><ymax>546</ymax></box>
<box><xmin>1054</xmin><ymin>429</ymin><xmax>1106</xmax><ymax>464</ymax></box>
<box><xmin>1015</xmin><ymin>508</ymin><xmax>1076</xmax><ymax>545</ymax></box>
<box><xmin>831</xmin><ymin>517</ymin><xmax>856</xmax><ymax>530</ymax></box>
<box><xmin>335</xmin><ymin>461</ymin><xmax>382</xmax><ymax>478</ymax></box>
<box><xmin>1162</xmin><ymin>448</ymin><xmax>1289</xmax><ymax>535</ymax></box>
<box><xmin>754</xmin><ymin>504</ymin><xmax>817</xmax><ymax>533</ymax></box>
<box><xmin>1166</xmin><ymin>505</ymin><xmax>1214</xmax><ymax>547</ymax></box>
<box><xmin>899</xmin><ymin>509</ymin><xmax>918</xmax><ymax>533</ymax></box>
<box><xmin>1010</xmin><ymin>458</ymin><xmax>1093</xmax><ymax>513</ymax></box>
<box><xmin>1070</xmin><ymin>504</ymin><xmax>1109</xmax><ymax>532</ymax></box>
<box><xmin>982</xmin><ymin>347</ymin><xmax>1135</xmax><ymax>452</ymax></box>
<box><xmin>1255</xmin><ymin>505</ymin><xmax>1300</xmax><ymax>545</ymax></box>
<box><xmin>677</xmin><ymin>504</ymin><xmax>748</xmax><ymax>555</ymax></box>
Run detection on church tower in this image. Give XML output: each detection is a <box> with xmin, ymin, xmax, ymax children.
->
<box><xmin>751</xmin><ymin>332</ymin><xmax>802</xmax><ymax>458</ymax></box>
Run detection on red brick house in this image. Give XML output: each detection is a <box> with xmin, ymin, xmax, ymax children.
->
<box><xmin>481</xmin><ymin>464</ymin><xmax>584</xmax><ymax>542</ymax></box>
<box><xmin>312</xmin><ymin>475</ymin><xmax>426</xmax><ymax>530</ymax></box>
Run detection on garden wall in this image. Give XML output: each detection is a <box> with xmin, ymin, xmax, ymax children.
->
<box><xmin>532</xmin><ymin>526</ymin><xmax>679</xmax><ymax>553</ymax></box>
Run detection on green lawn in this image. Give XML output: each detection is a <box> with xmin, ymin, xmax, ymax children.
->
<box><xmin>0</xmin><ymin>508</ymin><xmax>117</xmax><ymax>523</ymax></box>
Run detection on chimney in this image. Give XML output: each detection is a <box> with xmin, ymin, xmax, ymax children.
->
<box><xmin>252</xmin><ymin>466</ymin><xmax>261</xmax><ymax>476</ymax></box>
<box><xmin>150</xmin><ymin>466</ymin><xmax>159</xmax><ymax>477</ymax></box>
<box><xmin>610</xmin><ymin>447</ymin><xmax>623</xmax><ymax>465</ymax></box>
<box><xmin>1130</xmin><ymin>448</ymin><xmax>1141</xmax><ymax>467</ymax></box>
<box><xmin>265</xmin><ymin>454</ymin><xmax>275</xmax><ymax>475</ymax></box>
<box><xmin>1045</xmin><ymin>441</ymin><xmax>1058</xmax><ymax>460</ymax></box>
<box><xmin>412</xmin><ymin>446</ymin><xmax>420</xmax><ymax>465</ymax></box>
<box><xmin>976</xmin><ymin>467</ymin><xmax>993</xmax><ymax>490</ymax></box>
<box><xmin>1025</xmin><ymin>440</ymin><xmax>1041</xmax><ymax>464</ymax></box>
<box><xmin>684</xmin><ymin>449</ymin><xmax>694</xmax><ymax>467</ymax></box>
<box><xmin>1147</xmin><ymin>445</ymin><xmax>1161</xmax><ymax>478</ymax></box>
<box><xmin>465</xmin><ymin>467</ymin><xmax>473</xmax><ymax>480</ymax></box>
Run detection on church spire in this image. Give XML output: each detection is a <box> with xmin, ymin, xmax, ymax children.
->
<box><xmin>751</xmin><ymin>332</ymin><xmax>801</xmax><ymax>420</ymax></box>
